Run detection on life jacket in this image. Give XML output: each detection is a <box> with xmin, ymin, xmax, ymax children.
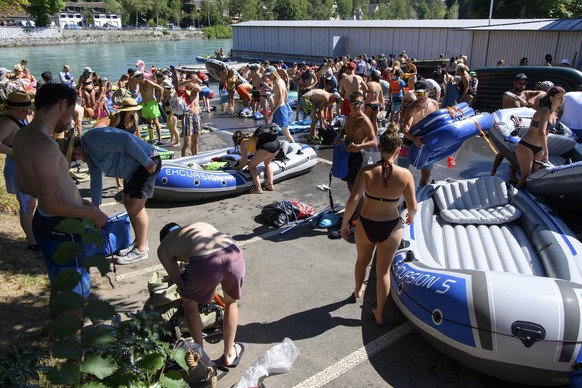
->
<box><xmin>389</xmin><ymin>79</ymin><xmax>403</xmax><ymax>95</ymax></box>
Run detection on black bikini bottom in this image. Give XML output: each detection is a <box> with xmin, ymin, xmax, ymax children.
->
<box><xmin>518</xmin><ymin>139</ymin><xmax>542</xmax><ymax>155</ymax></box>
<box><xmin>358</xmin><ymin>215</ymin><xmax>402</xmax><ymax>243</ymax></box>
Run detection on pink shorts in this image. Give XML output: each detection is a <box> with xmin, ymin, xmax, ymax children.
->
<box><xmin>181</xmin><ymin>244</ymin><xmax>245</xmax><ymax>304</ymax></box>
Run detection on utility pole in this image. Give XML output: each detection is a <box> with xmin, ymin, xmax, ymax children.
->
<box><xmin>488</xmin><ymin>0</ymin><xmax>494</xmax><ymax>26</ymax></box>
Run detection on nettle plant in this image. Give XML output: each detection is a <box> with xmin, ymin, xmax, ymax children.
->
<box><xmin>0</xmin><ymin>218</ymin><xmax>191</xmax><ymax>387</ymax></box>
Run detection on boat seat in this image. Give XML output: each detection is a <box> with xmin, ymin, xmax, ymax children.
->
<box><xmin>434</xmin><ymin>177</ymin><xmax>521</xmax><ymax>225</ymax></box>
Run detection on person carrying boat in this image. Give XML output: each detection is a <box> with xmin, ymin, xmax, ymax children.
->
<box><xmin>232</xmin><ymin>125</ymin><xmax>280</xmax><ymax>194</ymax></box>
<box><xmin>340</xmin><ymin>130</ymin><xmax>417</xmax><ymax>325</ymax></box>
<box><xmin>157</xmin><ymin>222</ymin><xmax>245</xmax><ymax>368</ymax></box>
<box><xmin>515</xmin><ymin>86</ymin><xmax>566</xmax><ymax>190</ymax></box>
<box><xmin>176</xmin><ymin>73</ymin><xmax>202</xmax><ymax>156</ymax></box>
<box><xmin>400</xmin><ymin>80</ymin><xmax>439</xmax><ymax>186</ymax></box>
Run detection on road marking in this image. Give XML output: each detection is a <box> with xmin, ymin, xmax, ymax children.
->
<box><xmin>318</xmin><ymin>157</ymin><xmax>332</xmax><ymax>165</ymax></box>
<box><xmin>101</xmin><ymin>201</ymin><xmax>119</xmax><ymax>207</ymax></box>
<box><xmin>293</xmin><ymin>322</ymin><xmax>413</xmax><ymax>388</ymax></box>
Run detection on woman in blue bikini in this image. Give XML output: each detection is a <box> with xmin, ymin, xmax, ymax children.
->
<box><xmin>515</xmin><ymin>86</ymin><xmax>566</xmax><ymax>190</ymax></box>
<box><xmin>341</xmin><ymin>130</ymin><xmax>417</xmax><ymax>325</ymax></box>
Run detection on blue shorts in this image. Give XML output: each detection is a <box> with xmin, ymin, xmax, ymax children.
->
<box><xmin>3</xmin><ymin>155</ymin><xmax>32</xmax><ymax>215</ymax></box>
<box><xmin>183</xmin><ymin>113</ymin><xmax>201</xmax><ymax>136</ymax></box>
<box><xmin>199</xmin><ymin>87</ymin><xmax>211</xmax><ymax>98</ymax></box>
<box><xmin>32</xmin><ymin>211</ymin><xmax>96</xmax><ymax>299</ymax></box>
<box><xmin>272</xmin><ymin>104</ymin><xmax>291</xmax><ymax>128</ymax></box>
<box><xmin>391</xmin><ymin>96</ymin><xmax>403</xmax><ymax>113</ymax></box>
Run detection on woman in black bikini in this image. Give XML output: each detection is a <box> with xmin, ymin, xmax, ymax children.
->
<box><xmin>340</xmin><ymin>130</ymin><xmax>417</xmax><ymax>325</ymax></box>
<box><xmin>515</xmin><ymin>86</ymin><xmax>566</xmax><ymax>190</ymax></box>
<box><xmin>364</xmin><ymin>70</ymin><xmax>383</xmax><ymax>137</ymax></box>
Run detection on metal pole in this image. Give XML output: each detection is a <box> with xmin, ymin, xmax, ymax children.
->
<box><xmin>488</xmin><ymin>0</ymin><xmax>494</xmax><ymax>26</ymax></box>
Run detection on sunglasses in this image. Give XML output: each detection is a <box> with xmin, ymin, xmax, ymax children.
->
<box><xmin>414</xmin><ymin>91</ymin><xmax>426</xmax><ymax>96</ymax></box>
<box><xmin>350</xmin><ymin>100</ymin><xmax>364</xmax><ymax>106</ymax></box>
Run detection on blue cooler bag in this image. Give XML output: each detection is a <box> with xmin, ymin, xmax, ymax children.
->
<box><xmin>97</xmin><ymin>212</ymin><xmax>132</xmax><ymax>256</ymax></box>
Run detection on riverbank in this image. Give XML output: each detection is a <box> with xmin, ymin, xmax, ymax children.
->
<box><xmin>0</xmin><ymin>27</ymin><xmax>204</xmax><ymax>48</ymax></box>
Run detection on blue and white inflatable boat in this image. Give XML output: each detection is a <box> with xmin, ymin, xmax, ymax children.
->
<box><xmin>490</xmin><ymin>107</ymin><xmax>582</xmax><ymax>206</ymax></box>
<box><xmin>407</xmin><ymin>103</ymin><xmax>494</xmax><ymax>167</ymax></box>
<box><xmin>153</xmin><ymin>143</ymin><xmax>317</xmax><ymax>202</ymax></box>
<box><xmin>392</xmin><ymin>176</ymin><xmax>582</xmax><ymax>385</ymax></box>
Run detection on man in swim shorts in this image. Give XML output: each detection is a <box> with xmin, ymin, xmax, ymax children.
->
<box><xmin>134</xmin><ymin>70</ymin><xmax>165</xmax><ymax>145</ymax></box>
<box><xmin>334</xmin><ymin>91</ymin><xmax>377</xmax><ymax>192</ymax></box>
<box><xmin>72</xmin><ymin>127</ymin><xmax>161</xmax><ymax>265</ymax></box>
<box><xmin>301</xmin><ymin>89</ymin><xmax>341</xmax><ymax>142</ymax></box>
<box><xmin>401</xmin><ymin>80</ymin><xmax>439</xmax><ymax>186</ymax></box>
<box><xmin>12</xmin><ymin>84</ymin><xmax>109</xmax><ymax>309</ymax></box>
<box><xmin>176</xmin><ymin>74</ymin><xmax>203</xmax><ymax>156</ymax></box>
<box><xmin>157</xmin><ymin>222</ymin><xmax>246</xmax><ymax>368</ymax></box>
<box><xmin>339</xmin><ymin>62</ymin><xmax>368</xmax><ymax>116</ymax></box>
<box><xmin>264</xmin><ymin>66</ymin><xmax>294</xmax><ymax>143</ymax></box>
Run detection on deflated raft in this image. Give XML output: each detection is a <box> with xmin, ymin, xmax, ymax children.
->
<box><xmin>407</xmin><ymin>103</ymin><xmax>494</xmax><ymax>167</ymax></box>
<box><xmin>153</xmin><ymin>143</ymin><xmax>317</xmax><ymax>202</ymax></box>
<box><xmin>490</xmin><ymin>107</ymin><xmax>582</xmax><ymax>204</ymax></box>
<box><xmin>391</xmin><ymin>176</ymin><xmax>582</xmax><ymax>385</ymax></box>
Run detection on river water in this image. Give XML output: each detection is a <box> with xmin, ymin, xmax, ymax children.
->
<box><xmin>1</xmin><ymin>38</ymin><xmax>233</xmax><ymax>81</ymax></box>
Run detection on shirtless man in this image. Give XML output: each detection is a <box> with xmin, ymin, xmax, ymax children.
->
<box><xmin>364</xmin><ymin>70</ymin><xmax>383</xmax><ymax>137</ymax></box>
<box><xmin>248</xmin><ymin>65</ymin><xmax>262</xmax><ymax>113</ymax></box>
<box><xmin>264</xmin><ymin>66</ymin><xmax>294</xmax><ymax>143</ymax></box>
<box><xmin>176</xmin><ymin>74</ymin><xmax>202</xmax><ymax>156</ymax></box>
<box><xmin>134</xmin><ymin>71</ymin><xmax>164</xmax><ymax>145</ymax></box>
<box><xmin>339</xmin><ymin>62</ymin><xmax>368</xmax><ymax>116</ymax></box>
<box><xmin>157</xmin><ymin>221</ymin><xmax>246</xmax><ymax>368</ymax></box>
<box><xmin>334</xmin><ymin>91</ymin><xmax>377</xmax><ymax>192</ymax></box>
<box><xmin>294</xmin><ymin>63</ymin><xmax>318</xmax><ymax>120</ymax></box>
<box><xmin>0</xmin><ymin>91</ymin><xmax>37</xmax><ymax>250</ymax></box>
<box><xmin>301</xmin><ymin>89</ymin><xmax>341</xmax><ymax>141</ymax></box>
<box><xmin>401</xmin><ymin>80</ymin><xmax>440</xmax><ymax>186</ymax></box>
<box><xmin>12</xmin><ymin>83</ymin><xmax>109</xmax><ymax>304</ymax></box>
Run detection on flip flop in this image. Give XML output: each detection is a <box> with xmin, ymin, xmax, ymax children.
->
<box><xmin>214</xmin><ymin>343</ymin><xmax>245</xmax><ymax>370</ymax></box>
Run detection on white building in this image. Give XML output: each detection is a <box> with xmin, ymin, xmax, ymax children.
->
<box><xmin>59</xmin><ymin>2</ymin><xmax>121</xmax><ymax>28</ymax></box>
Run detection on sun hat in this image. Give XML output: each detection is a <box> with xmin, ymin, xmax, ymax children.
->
<box><xmin>263</xmin><ymin>66</ymin><xmax>277</xmax><ymax>76</ymax></box>
<box><xmin>4</xmin><ymin>91</ymin><xmax>34</xmax><ymax>111</ymax></box>
<box><xmin>118</xmin><ymin>97</ymin><xmax>142</xmax><ymax>112</ymax></box>
<box><xmin>414</xmin><ymin>80</ymin><xmax>429</xmax><ymax>92</ymax></box>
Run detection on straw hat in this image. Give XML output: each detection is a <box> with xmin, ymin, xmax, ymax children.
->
<box><xmin>118</xmin><ymin>98</ymin><xmax>142</xmax><ymax>112</ymax></box>
<box><xmin>4</xmin><ymin>91</ymin><xmax>34</xmax><ymax>111</ymax></box>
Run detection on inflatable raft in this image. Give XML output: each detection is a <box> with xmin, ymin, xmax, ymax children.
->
<box><xmin>490</xmin><ymin>108</ymin><xmax>582</xmax><ymax>204</ymax></box>
<box><xmin>392</xmin><ymin>176</ymin><xmax>582</xmax><ymax>385</ymax></box>
<box><xmin>153</xmin><ymin>143</ymin><xmax>317</xmax><ymax>202</ymax></box>
<box><xmin>407</xmin><ymin>103</ymin><xmax>494</xmax><ymax>167</ymax></box>
<box><xmin>205</xmin><ymin>59</ymin><xmax>248</xmax><ymax>83</ymax></box>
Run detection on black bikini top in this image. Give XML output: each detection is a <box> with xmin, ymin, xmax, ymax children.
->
<box><xmin>365</xmin><ymin>160</ymin><xmax>400</xmax><ymax>202</ymax></box>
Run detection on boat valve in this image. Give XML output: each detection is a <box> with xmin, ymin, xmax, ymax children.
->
<box><xmin>511</xmin><ymin>321</ymin><xmax>546</xmax><ymax>348</ymax></box>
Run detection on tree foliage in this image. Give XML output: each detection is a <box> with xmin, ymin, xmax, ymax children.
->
<box><xmin>27</xmin><ymin>0</ymin><xmax>64</xmax><ymax>27</ymax></box>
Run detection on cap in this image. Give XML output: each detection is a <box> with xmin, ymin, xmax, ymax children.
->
<box><xmin>4</xmin><ymin>91</ymin><xmax>34</xmax><ymax>111</ymax></box>
<box><xmin>263</xmin><ymin>66</ymin><xmax>277</xmax><ymax>76</ymax></box>
<box><xmin>84</xmin><ymin>67</ymin><xmax>93</xmax><ymax>74</ymax></box>
<box><xmin>156</xmin><ymin>72</ymin><xmax>164</xmax><ymax>78</ymax></box>
<box><xmin>323</xmin><ymin>69</ymin><xmax>334</xmax><ymax>79</ymax></box>
<box><xmin>249</xmin><ymin>64</ymin><xmax>258</xmax><ymax>70</ymax></box>
<box><xmin>301</xmin><ymin>61</ymin><xmax>307</xmax><ymax>66</ymax></box>
<box><xmin>536</xmin><ymin>80</ymin><xmax>554</xmax><ymax>91</ymax></box>
<box><xmin>515</xmin><ymin>73</ymin><xmax>528</xmax><ymax>81</ymax></box>
<box><xmin>469</xmin><ymin>71</ymin><xmax>477</xmax><ymax>76</ymax></box>
<box><xmin>347</xmin><ymin>62</ymin><xmax>356</xmax><ymax>69</ymax></box>
<box><xmin>414</xmin><ymin>80</ymin><xmax>429</xmax><ymax>92</ymax></box>
<box><xmin>161</xmin><ymin>80</ymin><xmax>173</xmax><ymax>89</ymax></box>
<box><xmin>332</xmin><ymin>92</ymin><xmax>341</xmax><ymax>100</ymax></box>
<box><xmin>117</xmin><ymin>97</ymin><xmax>142</xmax><ymax>112</ymax></box>
<box><xmin>160</xmin><ymin>222</ymin><xmax>181</xmax><ymax>242</ymax></box>
<box><xmin>560</xmin><ymin>58</ymin><xmax>571</xmax><ymax>66</ymax></box>
<box><xmin>132</xmin><ymin>70</ymin><xmax>144</xmax><ymax>78</ymax></box>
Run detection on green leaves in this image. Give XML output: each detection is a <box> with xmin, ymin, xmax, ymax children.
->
<box><xmin>84</xmin><ymin>300</ymin><xmax>116</xmax><ymax>321</ymax></box>
<box><xmin>55</xmin><ymin>218</ymin><xmax>86</xmax><ymax>234</ymax></box>
<box><xmin>48</xmin><ymin>312</ymin><xmax>83</xmax><ymax>338</ymax></box>
<box><xmin>46</xmin><ymin>361</ymin><xmax>81</xmax><ymax>385</ymax></box>
<box><xmin>139</xmin><ymin>352</ymin><xmax>165</xmax><ymax>373</ymax></box>
<box><xmin>49</xmin><ymin>338</ymin><xmax>82</xmax><ymax>359</ymax></box>
<box><xmin>168</xmin><ymin>347</ymin><xmax>188</xmax><ymax>371</ymax></box>
<box><xmin>81</xmin><ymin>354</ymin><xmax>119</xmax><ymax>379</ymax></box>
<box><xmin>83</xmin><ymin>254</ymin><xmax>111</xmax><ymax>276</ymax></box>
<box><xmin>83</xmin><ymin>326</ymin><xmax>115</xmax><ymax>347</ymax></box>
<box><xmin>48</xmin><ymin>291</ymin><xmax>85</xmax><ymax>315</ymax></box>
<box><xmin>52</xmin><ymin>269</ymin><xmax>82</xmax><ymax>292</ymax></box>
<box><xmin>53</xmin><ymin>241</ymin><xmax>82</xmax><ymax>265</ymax></box>
<box><xmin>160</xmin><ymin>370</ymin><xmax>188</xmax><ymax>388</ymax></box>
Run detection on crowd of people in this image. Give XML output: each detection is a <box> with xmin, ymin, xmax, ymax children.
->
<box><xmin>1</xmin><ymin>49</ymin><xmax>581</xmax><ymax>359</ymax></box>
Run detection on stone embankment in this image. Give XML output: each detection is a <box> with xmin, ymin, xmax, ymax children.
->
<box><xmin>0</xmin><ymin>27</ymin><xmax>203</xmax><ymax>47</ymax></box>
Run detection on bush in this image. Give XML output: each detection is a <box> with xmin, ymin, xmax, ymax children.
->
<box><xmin>204</xmin><ymin>25</ymin><xmax>232</xmax><ymax>39</ymax></box>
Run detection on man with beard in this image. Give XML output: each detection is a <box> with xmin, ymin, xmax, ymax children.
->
<box><xmin>12</xmin><ymin>83</ymin><xmax>109</xmax><ymax>306</ymax></box>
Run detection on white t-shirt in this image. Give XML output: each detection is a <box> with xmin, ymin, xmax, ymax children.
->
<box><xmin>561</xmin><ymin>92</ymin><xmax>582</xmax><ymax>131</ymax></box>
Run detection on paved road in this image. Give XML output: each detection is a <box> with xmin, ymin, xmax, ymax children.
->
<box><xmin>86</xmin><ymin>114</ymin><xmax>540</xmax><ymax>387</ymax></box>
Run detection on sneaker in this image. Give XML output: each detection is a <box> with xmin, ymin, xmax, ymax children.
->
<box><xmin>116</xmin><ymin>247</ymin><xmax>148</xmax><ymax>265</ymax></box>
<box><xmin>118</xmin><ymin>240</ymin><xmax>149</xmax><ymax>257</ymax></box>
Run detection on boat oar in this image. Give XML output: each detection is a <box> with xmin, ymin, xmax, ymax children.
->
<box><xmin>279</xmin><ymin>205</ymin><xmax>333</xmax><ymax>235</ymax></box>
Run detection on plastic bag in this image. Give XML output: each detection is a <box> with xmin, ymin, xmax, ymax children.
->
<box><xmin>233</xmin><ymin>338</ymin><xmax>299</xmax><ymax>388</ymax></box>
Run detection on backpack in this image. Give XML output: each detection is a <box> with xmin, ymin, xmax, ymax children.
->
<box><xmin>260</xmin><ymin>200</ymin><xmax>315</xmax><ymax>227</ymax></box>
<box><xmin>169</xmin><ymin>93</ymin><xmax>189</xmax><ymax>116</ymax></box>
<box><xmin>331</xmin><ymin>143</ymin><xmax>350</xmax><ymax>179</ymax></box>
<box><xmin>167</xmin><ymin>337</ymin><xmax>217</xmax><ymax>386</ymax></box>
<box><xmin>97</xmin><ymin>213</ymin><xmax>132</xmax><ymax>256</ymax></box>
<box><xmin>253</xmin><ymin>124</ymin><xmax>280</xmax><ymax>142</ymax></box>
<box><xmin>318</xmin><ymin>125</ymin><xmax>338</xmax><ymax>145</ymax></box>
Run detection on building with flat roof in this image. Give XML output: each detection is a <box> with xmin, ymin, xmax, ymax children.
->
<box><xmin>232</xmin><ymin>19</ymin><xmax>582</xmax><ymax>69</ymax></box>
<box><xmin>59</xmin><ymin>2</ymin><xmax>121</xmax><ymax>28</ymax></box>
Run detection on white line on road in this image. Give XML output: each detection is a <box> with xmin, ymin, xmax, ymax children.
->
<box><xmin>101</xmin><ymin>201</ymin><xmax>119</xmax><ymax>207</ymax></box>
<box><xmin>292</xmin><ymin>322</ymin><xmax>413</xmax><ymax>388</ymax></box>
<box><xmin>318</xmin><ymin>157</ymin><xmax>332</xmax><ymax>165</ymax></box>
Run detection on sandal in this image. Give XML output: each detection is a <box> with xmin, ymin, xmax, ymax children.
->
<box><xmin>250</xmin><ymin>187</ymin><xmax>263</xmax><ymax>194</ymax></box>
<box><xmin>262</xmin><ymin>183</ymin><xmax>274</xmax><ymax>191</ymax></box>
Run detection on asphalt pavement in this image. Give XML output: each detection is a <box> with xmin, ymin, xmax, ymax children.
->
<box><xmin>86</xmin><ymin>110</ymin><xmax>540</xmax><ymax>387</ymax></box>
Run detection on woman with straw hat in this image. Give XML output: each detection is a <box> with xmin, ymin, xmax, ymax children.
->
<box><xmin>0</xmin><ymin>91</ymin><xmax>38</xmax><ymax>250</ymax></box>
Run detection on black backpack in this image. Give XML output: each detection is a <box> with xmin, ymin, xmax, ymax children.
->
<box><xmin>261</xmin><ymin>201</ymin><xmax>300</xmax><ymax>227</ymax></box>
<box><xmin>253</xmin><ymin>124</ymin><xmax>280</xmax><ymax>142</ymax></box>
<box><xmin>318</xmin><ymin>125</ymin><xmax>338</xmax><ymax>145</ymax></box>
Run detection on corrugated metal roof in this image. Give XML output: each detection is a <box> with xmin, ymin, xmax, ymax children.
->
<box><xmin>463</xmin><ymin>18</ymin><xmax>582</xmax><ymax>31</ymax></box>
<box><xmin>233</xmin><ymin>19</ymin><xmax>546</xmax><ymax>29</ymax></box>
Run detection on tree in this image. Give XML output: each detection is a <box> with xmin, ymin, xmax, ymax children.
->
<box><xmin>273</xmin><ymin>0</ymin><xmax>309</xmax><ymax>20</ymax></box>
<box><xmin>27</xmin><ymin>0</ymin><xmax>65</xmax><ymax>27</ymax></box>
<box><xmin>445</xmin><ymin>0</ymin><xmax>459</xmax><ymax>19</ymax></box>
<box><xmin>1</xmin><ymin>0</ymin><xmax>28</xmax><ymax>14</ymax></box>
<box><xmin>335</xmin><ymin>0</ymin><xmax>352</xmax><ymax>19</ymax></box>
<box><xmin>310</xmin><ymin>0</ymin><xmax>335</xmax><ymax>20</ymax></box>
<box><xmin>166</xmin><ymin>0</ymin><xmax>181</xmax><ymax>25</ymax></box>
<box><xmin>122</xmin><ymin>0</ymin><xmax>154</xmax><ymax>26</ymax></box>
<box><xmin>238</xmin><ymin>0</ymin><xmax>262</xmax><ymax>21</ymax></box>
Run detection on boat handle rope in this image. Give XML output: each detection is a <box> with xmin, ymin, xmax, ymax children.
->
<box><xmin>471</xmin><ymin>117</ymin><xmax>497</xmax><ymax>154</ymax></box>
<box><xmin>446</xmin><ymin>106</ymin><xmax>463</xmax><ymax>119</ymax></box>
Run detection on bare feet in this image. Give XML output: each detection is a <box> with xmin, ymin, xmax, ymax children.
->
<box><xmin>372</xmin><ymin>308</ymin><xmax>384</xmax><ymax>326</ymax></box>
<box><xmin>355</xmin><ymin>285</ymin><xmax>366</xmax><ymax>299</ymax></box>
<box><xmin>250</xmin><ymin>187</ymin><xmax>263</xmax><ymax>194</ymax></box>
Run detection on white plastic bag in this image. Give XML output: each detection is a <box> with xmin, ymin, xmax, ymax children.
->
<box><xmin>234</xmin><ymin>338</ymin><xmax>299</xmax><ymax>388</ymax></box>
